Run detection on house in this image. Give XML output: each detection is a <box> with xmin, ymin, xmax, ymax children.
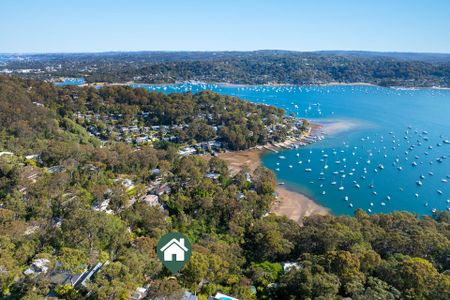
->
<box><xmin>135</xmin><ymin>136</ymin><xmax>149</xmax><ymax>144</ymax></box>
<box><xmin>24</xmin><ymin>225</ymin><xmax>40</xmax><ymax>235</ymax></box>
<box><xmin>160</xmin><ymin>238</ymin><xmax>188</xmax><ymax>262</ymax></box>
<box><xmin>183</xmin><ymin>290</ymin><xmax>198</xmax><ymax>300</ymax></box>
<box><xmin>76</xmin><ymin>261</ymin><xmax>107</xmax><ymax>287</ymax></box>
<box><xmin>142</xmin><ymin>194</ymin><xmax>159</xmax><ymax>207</ymax></box>
<box><xmin>47</xmin><ymin>166</ymin><xmax>65</xmax><ymax>173</ymax></box>
<box><xmin>282</xmin><ymin>262</ymin><xmax>300</xmax><ymax>272</ymax></box>
<box><xmin>25</xmin><ymin>154</ymin><xmax>40</xmax><ymax>161</ymax></box>
<box><xmin>130</xmin><ymin>126</ymin><xmax>140</xmax><ymax>133</ymax></box>
<box><xmin>155</xmin><ymin>183</ymin><xmax>171</xmax><ymax>196</ymax></box>
<box><xmin>47</xmin><ymin>261</ymin><xmax>109</xmax><ymax>298</ymax></box>
<box><xmin>151</xmin><ymin>168</ymin><xmax>161</xmax><ymax>176</ymax></box>
<box><xmin>0</xmin><ymin>151</ymin><xmax>14</xmax><ymax>157</ymax></box>
<box><xmin>24</xmin><ymin>258</ymin><xmax>51</xmax><ymax>276</ymax></box>
<box><xmin>208</xmin><ymin>292</ymin><xmax>239</xmax><ymax>300</ymax></box>
<box><xmin>130</xmin><ymin>286</ymin><xmax>148</xmax><ymax>300</ymax></box>
<box><xmin>122</xmin><ymin>178</ymin><xmax>135</xmax><ymax>190</ymax></box>
<box><xmin>208</xmin><ymin>140</ymin><xmax>222</xmax><ymax>149</ymax></box>
<box><xmin>205</xmin><ymin>172</ymin><xmax>220</xmax><ymax>180</ymax></box>
<box><xmin>179</xmin><ymin>147</ymin><xmax>196</xmax><ymax>156</ymax></box>
<box><xmin>93</xmin><ymin>199</ymin><xmax>114</xmax><ymax>214</ymax></box>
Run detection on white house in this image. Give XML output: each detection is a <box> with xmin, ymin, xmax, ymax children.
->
<box><xmin>160</xmin><ymin>238</ymin><xmax>188</xmax><ymax>261</ymax></box>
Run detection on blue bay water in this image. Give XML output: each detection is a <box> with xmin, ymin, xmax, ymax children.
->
<box><xmin>54</xmin><ymin>78</ymin><xmax>86</xmax><ymax>86</ymax></box>
<box><xmin>133</xmin><ymin>83</ymin><xmax>450</xmax><ymax>216</ymax></box>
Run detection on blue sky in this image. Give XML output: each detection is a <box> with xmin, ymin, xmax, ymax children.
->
<box><xmin>1</xmin><ymin>0</ymin><xmax>449</xmax><ymax>53</ymax></box>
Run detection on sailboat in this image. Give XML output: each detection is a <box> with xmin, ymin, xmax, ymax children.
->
<box><xmin>338</xmin><ymin>178</ymin><xmax>344</xmax><ymax>191</ymax></box>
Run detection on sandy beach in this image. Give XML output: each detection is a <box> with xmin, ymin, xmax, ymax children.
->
<box><xmin>217</xmin><ymin>146</ymin><xmax>329</xmax><ymax>225</ymax></box>
<box><xmin>272</xmin><ymin>186</ymin><xmax>329</xmax><ymax>224</ymax></box>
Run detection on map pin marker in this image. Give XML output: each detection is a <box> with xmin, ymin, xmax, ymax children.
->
<box><xmin>156</xmin><ymin>232</ymin><xmax>192</xmax><ymax>274</ymax></box>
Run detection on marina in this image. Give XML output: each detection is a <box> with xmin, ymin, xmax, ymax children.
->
<box><xmin>129</xmin><ymin>83</ymin><xmax>450</xmax><ymax>216</ymax></box>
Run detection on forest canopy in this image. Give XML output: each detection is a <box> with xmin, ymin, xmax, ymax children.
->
<box><xmin>0</xmin><ymin>76</ymin><xmax>448</xmax><ymax>299</ymax></box>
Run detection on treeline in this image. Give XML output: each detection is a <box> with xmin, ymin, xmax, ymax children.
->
<box><xmin>4</xmin><ymin>51</ymin><xmax>450</xmax><ymax>87</ymax></box>
<box><xmin>0</xmin><ymin>76</ymin><xmax>449</xmax><ymax>299</ymax></box>
<box><xmin>0</xmin><ymin>76</ymin><xmax>290</xmax><ymax>152</ymax></box>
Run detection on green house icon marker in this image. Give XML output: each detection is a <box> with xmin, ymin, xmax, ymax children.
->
<box><xmin>157</xmin><ymin>232</ymin><xmax>192</xmax><ymax>273</ymax></box>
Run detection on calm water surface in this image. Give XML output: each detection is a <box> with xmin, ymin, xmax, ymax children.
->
<box><xmin>135</xmin><ymin>83</ymin><xmax>450</xmax><ymax>216</ymax></box>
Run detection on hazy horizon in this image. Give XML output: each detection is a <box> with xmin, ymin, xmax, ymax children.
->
<box><xmin>2</xmin><ymin>49</ymin><xmax>450</xmax><ymax>55</ymax></box>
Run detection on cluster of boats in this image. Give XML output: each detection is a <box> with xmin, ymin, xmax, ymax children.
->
<box><xmin>136</xmin><ymin>83</ymin><xmax>449</xmax><ymax>214</ymax></box>
<box><xmin>275</xmin><ymin>125</ymin><xmax>449</xmax><ymax>214</ymax></box>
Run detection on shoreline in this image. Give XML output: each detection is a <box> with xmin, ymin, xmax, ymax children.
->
<box><xmin>75</xmin><ymin>80</ymin><xmax>450</xmax><ymax>90</ymax></box>
<box><xmin>216</xmin><ymin>124</ymin><xmax>330</xmax><ymax>225</ymax></box>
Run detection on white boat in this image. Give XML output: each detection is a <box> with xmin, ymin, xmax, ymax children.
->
<box><xmin>305</xmin><ymin>168</ymin><xmax>312</xmax><ymax>172</ymax></box>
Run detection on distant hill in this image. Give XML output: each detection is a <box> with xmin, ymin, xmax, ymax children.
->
<box><xmin>1</xmin><ymin>50</ymin><xmax>450</xmax><ymax>87</ymax></box>
<box><xmin>317</xmin><ymin>50</ymin><xmax>450</xmax><ymax>63</ymax></box>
